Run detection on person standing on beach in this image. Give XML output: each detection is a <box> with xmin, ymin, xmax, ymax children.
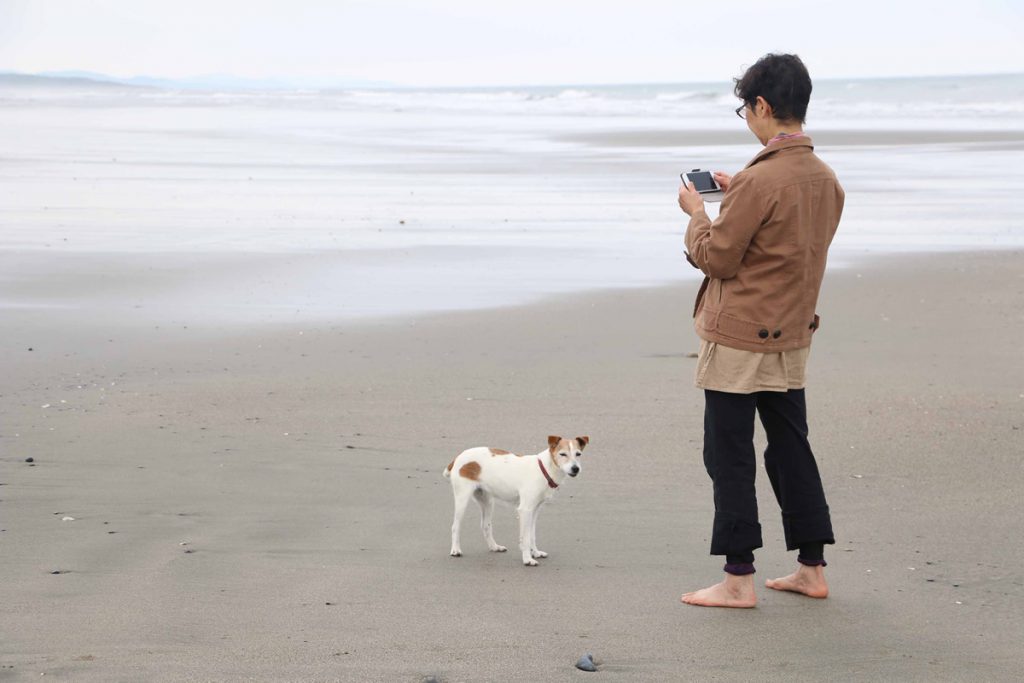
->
<box><xmin>676</xmin><ymin>54</ymin><xmax>844</xmax><ymax>608</ymax></box>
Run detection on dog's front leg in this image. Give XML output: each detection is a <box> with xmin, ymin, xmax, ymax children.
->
<box><xmin>530</xmin><ymin>510</ymin><xmax>548</xmax><ymax>559</ymax></box>
<box><xmin>517</xmin><ymin>506</ymin><xmax>538</xmax><ymax>566</ymax></box>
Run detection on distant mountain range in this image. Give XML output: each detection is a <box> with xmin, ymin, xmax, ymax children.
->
<box><xmin>0</xmin><ymin>70</ymin><xmax>396</xmax><ymax>91</ymax></box>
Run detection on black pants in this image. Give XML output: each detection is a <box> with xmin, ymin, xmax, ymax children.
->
<box><xmin>703</xmin><ymin>388</ymin><xmax>834</xmax><ymax>561</ymax></box>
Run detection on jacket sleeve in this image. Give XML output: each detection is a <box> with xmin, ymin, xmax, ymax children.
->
<box><xmin>684</xmin><ymin>172</ymin><xmax>764</xmax><ymax>280</ymax></box>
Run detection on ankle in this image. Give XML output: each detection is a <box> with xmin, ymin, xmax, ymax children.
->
<box><xmin>723</xmin><ymin>573</ymin><xmax>755</xmax><ymax>593</ymax></box>
<box><xmin>797</xmin><ymin>564</ymin><xmax>825</xmax><ymax>579</ymax></box>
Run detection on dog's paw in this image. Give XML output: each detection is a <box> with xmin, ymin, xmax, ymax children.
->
<box><xmin>489</xmin><ymin>545</ymin><xmax>508</xmax><ymax>553</ymax></box>
<box><xmin>523</xmin><ymin>558</ymin><xmax>539</xmax><ymax>567</ymax></box>
<box><xmin>450</xmin><ymin>550</ymin><xmax>462</xmax><ymax>557</ymax></box>
<box><xmin>531</xmin><ymin>550</ymin><xmax>548</xmax><ymax>559</ymax></box>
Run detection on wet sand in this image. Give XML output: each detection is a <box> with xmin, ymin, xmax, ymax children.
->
<box><xmin>1</xmin><ymin>249</ymin><xmax>1023</xmax><ymax>681</ymax></box>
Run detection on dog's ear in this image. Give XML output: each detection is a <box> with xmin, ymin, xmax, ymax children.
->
<box><xmin>548</xmin><ymin>435</ymin><xmax>562</xmax><ymax>450</ymax></box>
<box><xmin>576</xmin><ymin>436</ymin><xmax>589</xmax><ymax>450</ymax></box>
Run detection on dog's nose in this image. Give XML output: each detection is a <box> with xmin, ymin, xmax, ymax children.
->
<box><xmin>570</xmin><ymin>465</ymin><xmax>580</xmax><ymax>476</ymax></box>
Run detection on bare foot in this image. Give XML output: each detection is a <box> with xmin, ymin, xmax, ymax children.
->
<box><xmin>765</xmin><ymin>564</ymin><xmax>829</xmax><ymax>598</ymax></box>
<box><xmin>680</xmin><ymin>573</ymin><xmax>757</xmax><ymax>608</ymax></box>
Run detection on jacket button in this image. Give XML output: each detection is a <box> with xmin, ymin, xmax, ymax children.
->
<box><xmin>758</xmin><ymin>329</ymin><xmax>769</xmax><ymax>339</ymax></box>
<box><xmin>772</xmin><ymin>330</ymin><xmax>782</xmax><ymax>339</ymax></box>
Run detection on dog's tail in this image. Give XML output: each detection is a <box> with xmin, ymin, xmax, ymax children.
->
<box><xmin>442</xmin><ymin>457</ymin><xmax>456</xmax><ymax>478</ymax></box>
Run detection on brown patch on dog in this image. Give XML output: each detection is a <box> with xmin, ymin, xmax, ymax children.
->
<box><xmin>548</xmin><ymin>435</ymin><xmax>570</xmax><ymax>455</ymax></box>
<box><xmin>491</xmin><ymin>448</ymin><xmax>523</xmax><ymax>457</ymax></box>
<box><xmin>576</xmin><ymin>436</ymin><xmax>590</xmax><ymax>450</ymax></box>
<box><xmin>446</xmin><ymin>459</ymin><xmax>456</xmax><ymax>473</ymax></box>
<box><xmin>459</xmin><ymin>461</ymin><xmax>482</xmax><ymax>480</ymax></box>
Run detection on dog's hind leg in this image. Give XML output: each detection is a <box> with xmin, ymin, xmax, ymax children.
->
<box><xmin>474</xmin><ymin>490</ymin><xmax>507</xmax><ymax>553</ymax></box>
<box><xmin>450</xmin><ymin>484</ymin><xmax>474</xmax><ymax>557</ymax></box>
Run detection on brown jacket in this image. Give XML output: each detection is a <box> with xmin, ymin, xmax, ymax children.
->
<box><xmin>684</xmin><ymin>136</ymin><xmax>844</xmax><ymax>352</ymax></box>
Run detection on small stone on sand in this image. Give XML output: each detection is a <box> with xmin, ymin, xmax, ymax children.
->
<box><xmin>576</xmin><ymin>653</ymin><xmax>598</xmax><ymax>672</ymax></box>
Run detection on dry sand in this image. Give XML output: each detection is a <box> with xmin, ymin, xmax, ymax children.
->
<box><xmin>2</xmin><ymin>249</ymin><xmax>1023</xmax><ymax>681</ymax></box>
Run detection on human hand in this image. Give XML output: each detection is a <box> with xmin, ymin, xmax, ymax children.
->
<box><xmin>678</xmin><ymin>182</ymin><xmax>704</xmax><ymax>216</ymax></box>
<box><xmin>713</xmin><ymin>171</ymin><xmax>733</xmax><ymax>192</ymax></box>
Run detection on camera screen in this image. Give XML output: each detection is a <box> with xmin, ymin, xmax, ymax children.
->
<box><xmin>686</xmin><ymin>171</ymin><xmax>718</xmax><ymax>192</ymax></box>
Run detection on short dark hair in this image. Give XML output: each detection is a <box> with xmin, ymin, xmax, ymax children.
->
<box><xmin>734</xmin><ymin>53</ymin><xmax>812</xmax><ymax>123</ymax></box>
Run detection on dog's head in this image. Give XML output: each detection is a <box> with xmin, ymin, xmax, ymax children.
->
<box><xmin>548</xmin><ymin>435</ymin><xmax>589</xmax><ymax>478</ymax></box>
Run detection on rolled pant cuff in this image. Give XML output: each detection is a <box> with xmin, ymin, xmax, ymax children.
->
<box><xmin>710</xmin><ymin>517</ymin><xmax>763</xmax><ymax>557</ymax></box>
<box><xmin>723</xmin><ymin>563</ymin><xmax>756</xmax><ymax>576</ymax></box>
<box><xmin>782</xmin><ymin>508</ymin><xmax>834</xmax><ymax>551</ymax></box>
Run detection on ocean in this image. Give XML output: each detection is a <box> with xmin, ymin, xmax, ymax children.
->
<box><xmin>2</xmin><ymin>73</ymin><xmax>1022</xmax><ymax>322</ymax></box>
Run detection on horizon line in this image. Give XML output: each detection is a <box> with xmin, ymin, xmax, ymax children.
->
<box><xmin>3</xmin><ymin>68</ymin><xmax>1023</xmax><ymax>91</ymax></box>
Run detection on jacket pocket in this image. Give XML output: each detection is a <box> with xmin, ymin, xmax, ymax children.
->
<box><xmin>715</xmin><ymin>312</ymin><xmax>770</xmax><ymax>344</ymax></box>
<box><xmin>696</xmin><ymin>306</ymin><xmax>718</xmax><ymax>333</ymax></box>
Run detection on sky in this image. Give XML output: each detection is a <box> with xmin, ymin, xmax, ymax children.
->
<box><xmin>1</xmin><ymin>0</ymin><xmax>1022</xmax><ymax>87</ymax></box>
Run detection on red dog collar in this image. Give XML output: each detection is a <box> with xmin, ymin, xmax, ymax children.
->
<box><xmin>538</xmin><ymin>459</ymin><xmax>558</xmax><ymax>489</ymax></box>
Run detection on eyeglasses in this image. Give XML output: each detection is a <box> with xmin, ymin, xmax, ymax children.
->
<box><xmin>735</xmin><ymin>104</ymin><xmax>748</xmax><ymax>119</ymax></box>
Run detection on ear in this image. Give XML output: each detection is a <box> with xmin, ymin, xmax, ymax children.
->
<box><xmin>548</xmin><ymin>435</ymin><xmax>562</xmax><ymax>450</ymax></box>
<box><xmin>575</xmin><ymin>436</ymin><xmax>589</xmax><ymax>450</ymax></box>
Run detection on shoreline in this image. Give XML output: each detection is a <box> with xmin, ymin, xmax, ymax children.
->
<box><xmin>558</xmin><ymin>127</ymin><xmax>1024</xmax><ymax>148</ymax></box>
<box><xmin>2</xmin><ymin>244</ymin><xmax>1022</xmax><ymax>332</ymax></box>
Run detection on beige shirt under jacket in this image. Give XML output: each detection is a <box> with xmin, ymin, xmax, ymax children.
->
<box><xmin>695</xmin><ymin>339</ymin><xmax>810</xmax><ymax>394</ymax></box>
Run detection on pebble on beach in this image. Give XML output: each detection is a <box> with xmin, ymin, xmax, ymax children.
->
<box><xmin>575</xmin><ymin>653</ymin><xmax>598</xmax><ymax>672</ymax></box>
<box><xmin>25</xmin><ymin>457</ymin><xmax>34</xmax><ymax>463</ymax></box>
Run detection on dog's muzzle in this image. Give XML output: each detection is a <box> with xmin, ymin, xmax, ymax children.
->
<box><xmin>569</xmin><ymin>465</ymin><xmax>580</xmax><ymax>477</ymax></box>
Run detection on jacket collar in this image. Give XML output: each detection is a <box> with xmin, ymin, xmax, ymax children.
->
<box><xmin>745</xmin><ymin>135</ymin><xmax>814</xmax><ymax>169</ymax></box>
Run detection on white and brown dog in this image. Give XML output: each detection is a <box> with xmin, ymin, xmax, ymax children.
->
<box><xmin>443</xmin><ymin>435</ymin><xmax>589</xmax><ymax>566</ymax></box>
